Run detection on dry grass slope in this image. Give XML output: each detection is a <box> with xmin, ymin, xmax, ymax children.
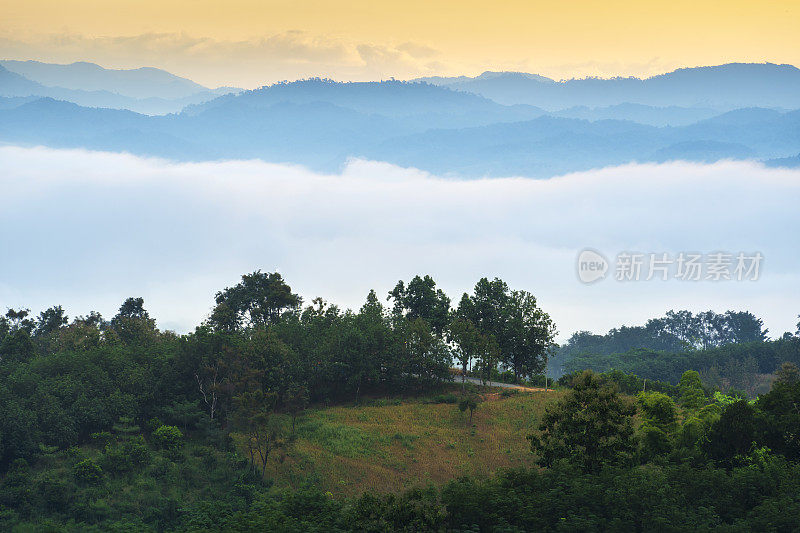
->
<box><xmin>266</xmin><ymin>388</ymin><xmax>565</xmax><ymax>497</ymax></box>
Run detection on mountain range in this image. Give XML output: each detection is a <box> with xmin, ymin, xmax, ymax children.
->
<box><xmin>0</xmin><ymin>61</ymin><xmax>239</xmax><ymax>114</ymax></box>
<box><xmin>414</xmin><ymin>63</ymin><xmax>800</xmax><ymax>110</ymax></box>
<box><xmin>1</xmin><ymin>61</ymin><xmax>800</xmax><ymax>177</ymax></box>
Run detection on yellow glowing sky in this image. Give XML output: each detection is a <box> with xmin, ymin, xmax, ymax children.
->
<box><xmin>2</xmin><ymin>0</ymin><xmax>799</xmax><ymax>88</ymax></box>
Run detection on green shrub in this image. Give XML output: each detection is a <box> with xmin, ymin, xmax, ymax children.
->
<box><xmin>73</xmin><ymin>458</ymin><xmax>103</xmax><ymax>485</ymax></box>
<box><xmin>152</xmin><ymin>425</ymin><xmax>184</xmax><ymax>453</ymax></box>
<box><xmin>430</xmin><ymin>393</ymin><xmax>458</xmax><ymax>404</ymax></box>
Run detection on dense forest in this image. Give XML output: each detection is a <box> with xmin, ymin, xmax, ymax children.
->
<box><xmin>1</xmin><ymin>271</ymin><xmax>799</xmax><ymax>531</ymax></box>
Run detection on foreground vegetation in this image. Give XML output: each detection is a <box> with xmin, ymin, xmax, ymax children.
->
<box><xmin>2</xmin><ymin>271</ymin><xmax>799</xmax><ymax>530</ymax></box>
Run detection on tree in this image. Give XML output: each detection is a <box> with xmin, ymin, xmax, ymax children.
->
<box><xmin>388</xmin><ymin>275</ymin><xmax>451</xmax><ymax>336</ymax></box>
<box><xmin>34</xmin><ymin>306</ymin><xmax>68</xmax><ymax>338</ymax></box>
<box><xmin>504</xmin><ymin>289</ymin><xmax>557</xmax><ymax>379</ymax></box>
<box><xmin>110</xmin><ymin>297</ymin><xmax>157</xmax><ymax>345</ymax></box>
<box><xmin>705</xmin><ymin>400</ymin><xmax>760</xmax><ymax>465</ymax></box>
<box><xmin>458</xmin><ymin>278</ymin><xmax>555</xmax><ymax>381</ymax></box>
<box><xmin>637</xmin><ymin>391</ymin><xmax>678</xmax><ymax>460</ymax></box>
<box><xmin>774</xmin><ymin>362</ymin><xmax>800</xmax><ymax>385</ymax></box>
<box><xmin>758</xmin><ymin>378</ymin><xmax>800</xmax><ymax>460</ymax></box>
<box><xmin>530</xmin><ymin>371</ymin><xmax>636</xmax><ymax>473</ymax></box>
<box><xmin>678</xmin><ymin>370</ymin><xmax>707</xmax><ymax>409</ymax></box>
<box><xmin>458</xmin><ymin>396</ymin><xmax>478</xmax><ymax>425</ymax></box>
<box><xmin>152</xmin><ymin>425</ymin><xmax>184</xmax><ymax>455</ymax></box>
<box><xmin>637</xmin><ymin>392</ymin><xmax>678</xmax><ymax>429</ymax></box>
<box><xmin>214</xmin><ymin>271</ymin><xmax>301</xmax><ymax>329</ymax></box>
<box><xmin>3</xmin><ymin>309</ymin><xmax>35</xmax><ymax>334</ymax></box>
<box><xmin>400</xmin><ymin>318</ymin><xmax>451</xmax><ymax>387</ymax></box>
<box><xmin>283</xmin><ymin>384</ymin><xmax>309</xmax><ymax>435</ymax></box>
<box><xmin>474</xmin><ymin>333</ymin><xmax>500</xmax><ymax>387</ymax></box>
<box><xmin>232</xmin><ymin>390</ymin><xmax>286</xmax><ymax>479</ymax></box>
<box><xmin>448</xmin><ymin>317</ymin><xmax>482</xmax><ymax>390</ymax></box>
<box><xmin>723</xmin><ymin>311</ymin><xmax>768</xmax><ymax>344</ymax></box>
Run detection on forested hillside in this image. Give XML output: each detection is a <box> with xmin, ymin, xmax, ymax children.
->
<box><xmin>2</xmin><ymin>272</ymin><xmax>800</xmax><ymax>530</ymax></box>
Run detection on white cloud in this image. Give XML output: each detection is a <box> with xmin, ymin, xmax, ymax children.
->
<box><xmin>0</xmin><ymin>146</ymin><xmax>798</xmax><ymax>339</ymax></box>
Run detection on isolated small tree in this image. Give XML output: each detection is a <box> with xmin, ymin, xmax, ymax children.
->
<box><xmin>284</xmin><ymin>384</ymin><xmax>309</xmax><ymax>435</ymax></box>
<box><xmin>458</xmin><ymin>396</ymin><xmax>478</xmax><ymax>425</ymax></box>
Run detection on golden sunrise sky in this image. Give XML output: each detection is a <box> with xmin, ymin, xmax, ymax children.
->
<box><xmin>2</xmin><ymin>0</ymin><xmax>799</xmax><ymax>88</ymax></box>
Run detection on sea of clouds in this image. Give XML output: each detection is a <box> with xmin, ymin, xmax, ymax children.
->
<box><xmin>1</xmin><ymin>145</ymin><xmax>798</xmax><ymax>339</ymax></box>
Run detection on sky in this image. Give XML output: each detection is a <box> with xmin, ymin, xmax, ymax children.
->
<box><xmin>1</xmin><ymin>146</ymin><xmax>798</xmax><ymax>340</ymax></box>
<box><xmin>1</xmin><ymin>0</ymin><xmax>799</xmax><ymax>87</ymax></box>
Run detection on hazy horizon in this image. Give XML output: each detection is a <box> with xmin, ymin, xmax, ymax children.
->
<box><xmin>4</xmin><ymin>57</ymin><xmax>799</xmax><ymax>91</ymax></box>
<box><xmin>3</xmin><ymin>0</ymin><xmax>799</xmax><ymax>88</ymax></box>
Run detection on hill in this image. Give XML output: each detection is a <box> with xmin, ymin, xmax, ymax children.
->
<box><xmin>417</xmin><ymin>63</ymin><xmax>800</xmax><ymax>110</ymax></box>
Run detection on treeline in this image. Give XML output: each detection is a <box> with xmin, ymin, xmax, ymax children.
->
<box><xmin>564</xmin><ymin>337</ymin><xmax>800</xmax><ymax>396</ymax></box>
<box><xmin>551</xmin><ymin>309</ymin><xmax>770</xmax><ymax>375</ymax></box>
<box><xmin>0</xmin><ymin>272</ymin><xmax>555</xmax><ymax>470</ymax></box>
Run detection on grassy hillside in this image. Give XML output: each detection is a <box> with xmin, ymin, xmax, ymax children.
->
<box><xmin>268</xmin><ymin>386</ymin><xmax>563</xmax><ymax>497</ymax></box>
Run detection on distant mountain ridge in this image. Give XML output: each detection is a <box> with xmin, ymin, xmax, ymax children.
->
<box><xmin>2</xmin><ymin>62</ymin><xmax>800</xmax><ymax>177</ymax></box>
<box><xmin>414</xmin><ymin>63</ymin><xmax>800</xmax><ymax>110</ymax></box>
<box><xmin>0</xmin><ymin>61</ymin><xmax>240</xmax><ymax>114</ymax></box>
<box><xmin>0</xmin><ymin>60</ymin><xmax>210</xmax><ymax>99</ymax></box>
<box><xmin>2</xmin><ymin>83</ymin><xmax>799</xmax><ymax>178</ymax></box>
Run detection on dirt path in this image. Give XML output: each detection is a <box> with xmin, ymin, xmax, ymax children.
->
<box><xmin>458</xmin><ymin>376</ymin><xmax>549</xmax><ymax>392</ymax></box>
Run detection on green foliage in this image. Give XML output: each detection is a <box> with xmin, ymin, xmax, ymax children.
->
<box><xmin>530</xmin><ymin>371</ymin><xmax>636</xmax><ymax>473</ymax></box>
<box><xmin>705</xmin><ymin>400</ymin><xmax>760</xmax><ymax>465</ymax></box>
<box><xmin>637</xmin><ymin>391</ymin><xmax>677</xmax><ymax>429</ymax></box>
<box><xmin>775</xmin><ymin>361</ymin><xmax>800</xmax><ymax>385</ymax></box>
<box><xmin>102</xmin><ymin>435</ymin><xmax>150</xmax><ymax>473</ymax></box>
<box><xmin>429</xmin><ymin>393</ymin><xmax>458</xmax><ymax>404</ymax></box>
<box><xmin>151</xmin><ymin>425</ymin><xmax>183</xmax><ymax>453</ymax></box>
<box><xmin>73</xmin><ymin>458</ymin><xmax>103</xmax><ymax>485</ymax></box>
<box><xmin>678</xmin><ymin>370</ymin><xmax>708</xmax><ymax>409</ymax></box>
<box><xmin>389</xmin><ymin>275</ymin><xmax>451</xmax><ymax>336</ymax></box>
<box><xmin>457</xmin><ymin>277</ymin><xmax>556</xmax><ymax>380</ymax></box>
<box><xmin>565</xmin><ymin>336</ymin><xmax>800</xmax><ymax>397</ymax></box>
<box><xmin>213</xmin><ymin>270</ymin><xmax>301</xmax><ymax>330</ymax></box>
<box><xmin>757</xmin><ymin>379</ymin><xmax>800</xmax><ymax>460</ymax></box>
<box><xmin>3</xmin><ymin>279</ymin><xmax>800</xmax><ymax>530</ymax></box>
